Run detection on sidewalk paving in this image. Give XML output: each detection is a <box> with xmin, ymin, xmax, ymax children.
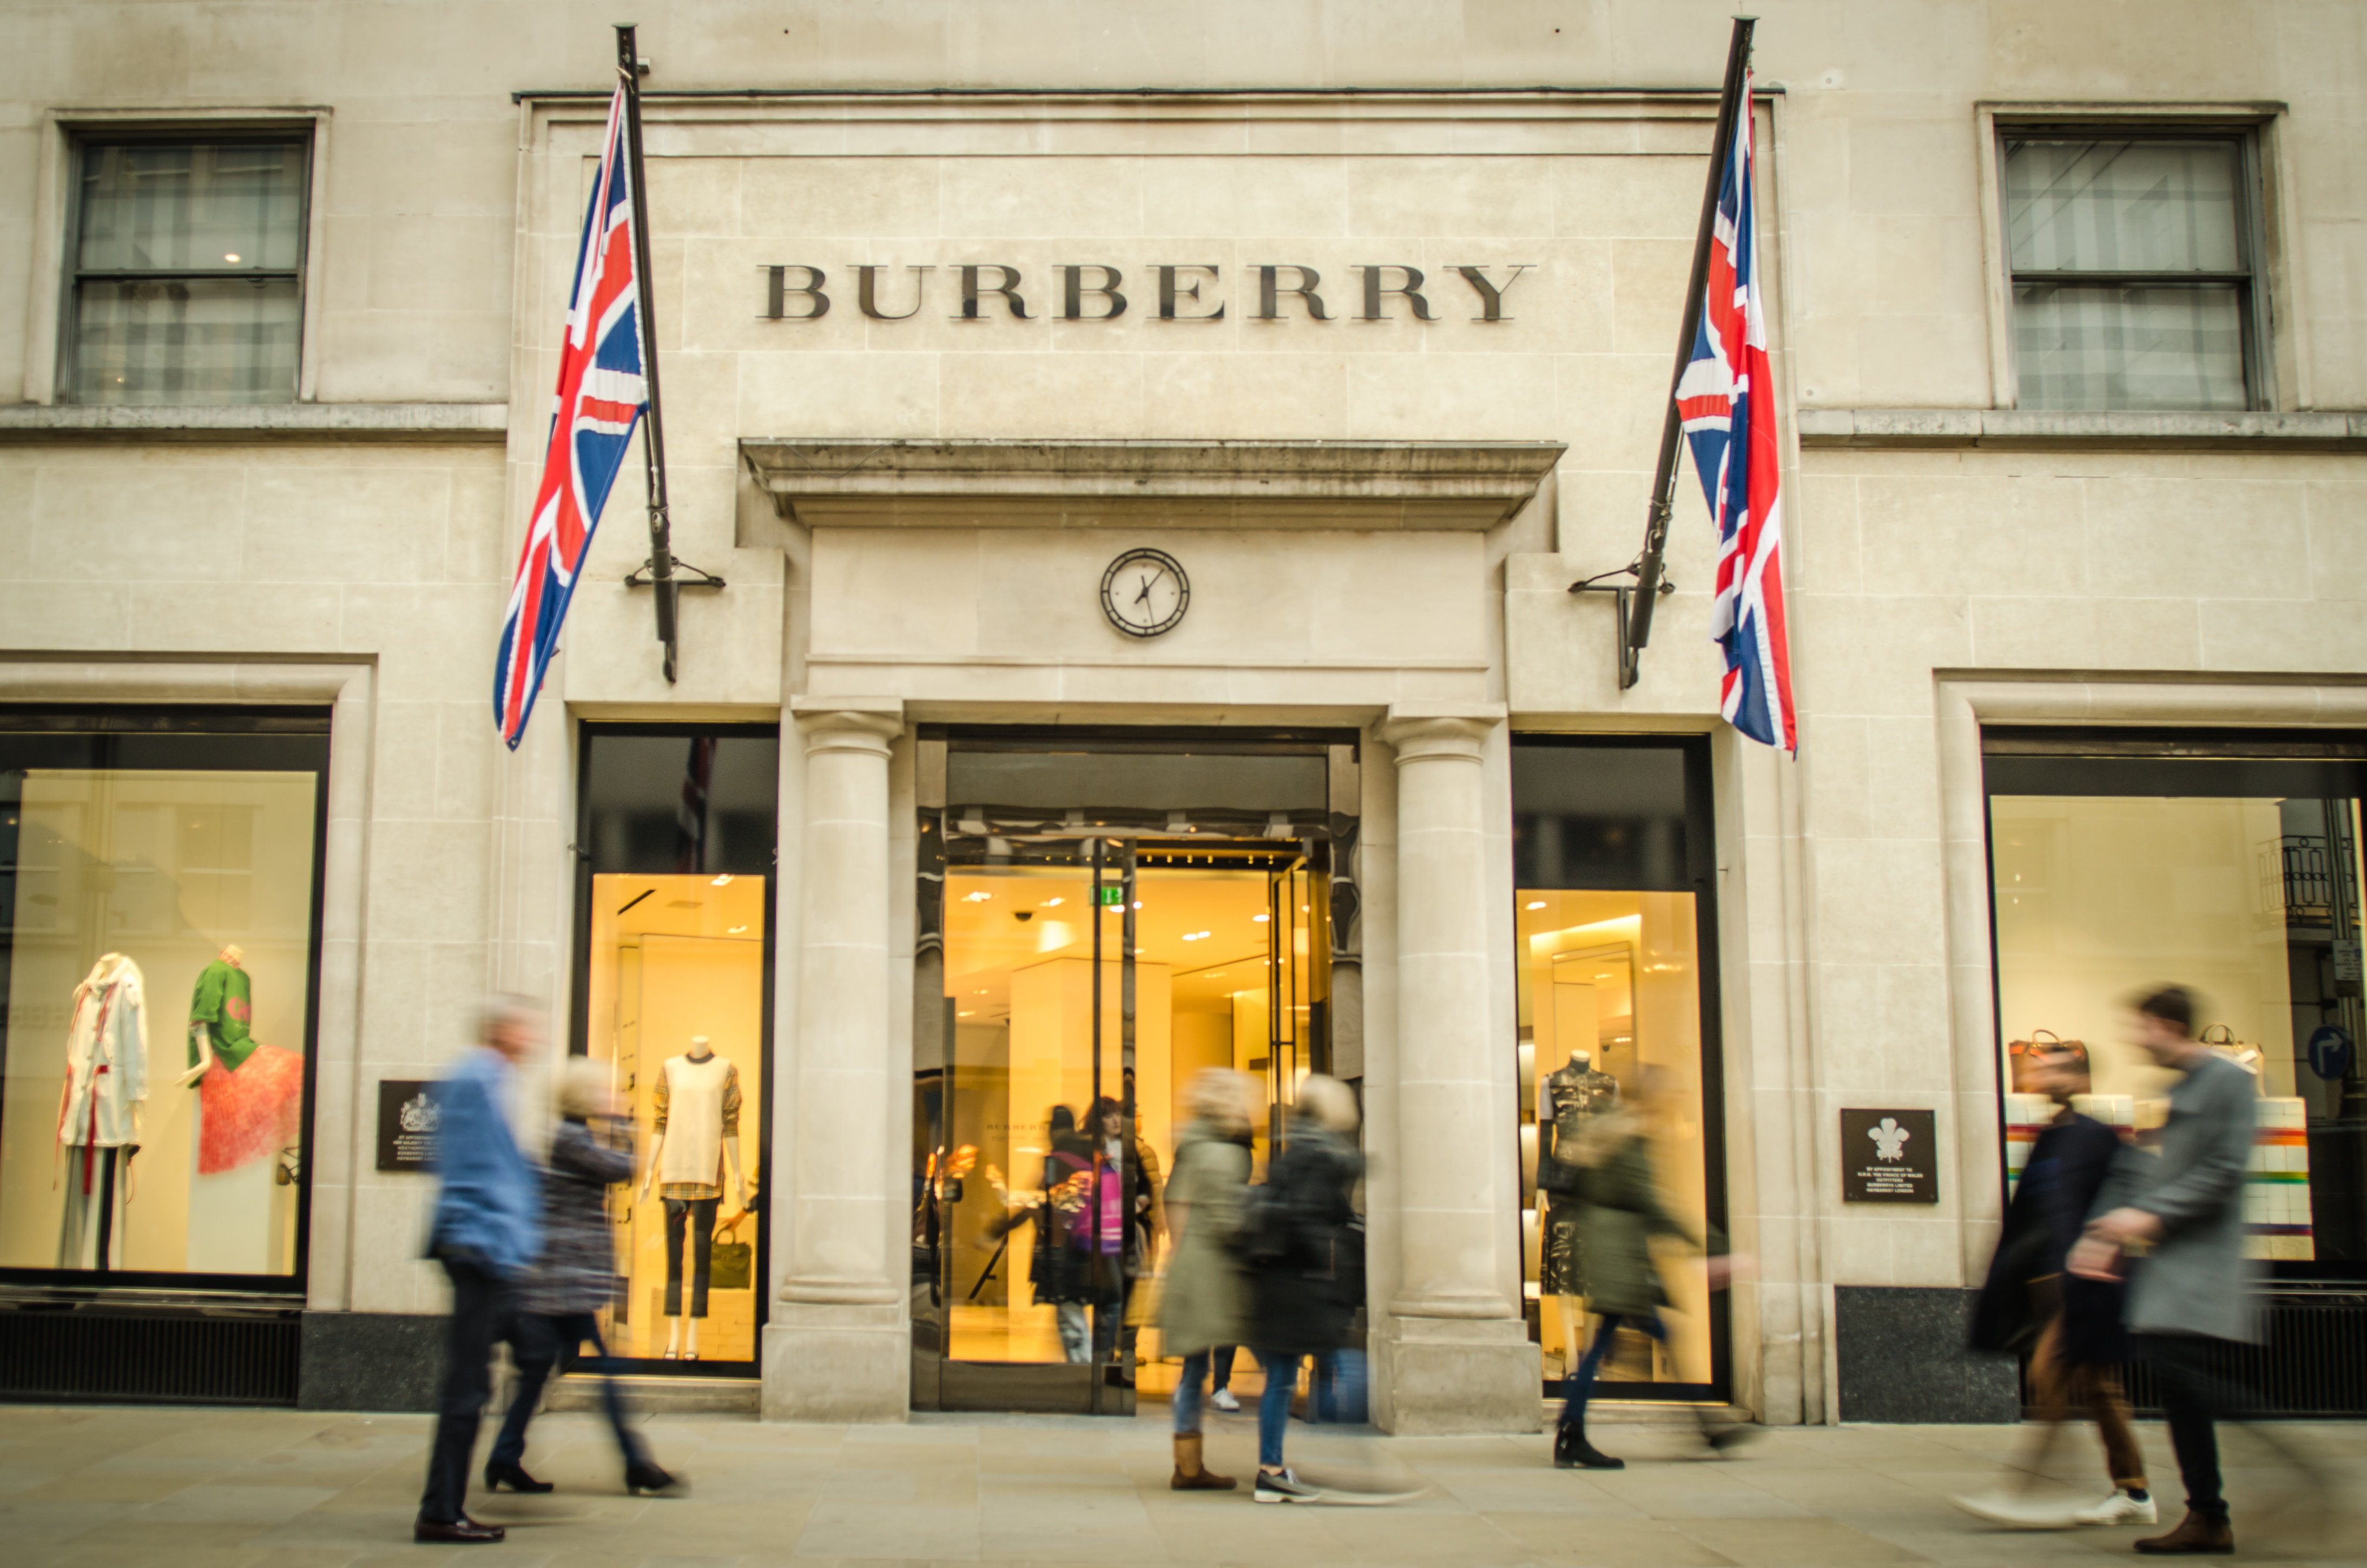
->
<box><xmin>4</xmin><ymin>1401</ymin><xmax>2362</xmax><ymax>1567</ymax></box>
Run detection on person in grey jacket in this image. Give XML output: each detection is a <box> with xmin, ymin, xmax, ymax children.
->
<box><xmin>485</xmin><ymin>1059</ymin><xmax>679</xmax><ymax>1498</ymax></box>
<box><xmin>1158</xmin><ymin>1069</ymin><xmax>1257</xmax><ymax>1492</ymax></box>
<box><xmin>2071</xmin><ymin>986</ymin><xmax>2255</xmax><ymax>1556</ymax></box>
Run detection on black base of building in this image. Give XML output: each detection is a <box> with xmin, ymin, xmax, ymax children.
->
<box><xmin>1835</xmin><ymin>1285</ymin><xmax>2019</xmax><ymax>1422</ymax></box>
<box><xmin>0</xmin><ymin>1300</ymin><xmax>301</xmax><ymax>1406</ymax></box>
<box><xmin>298</xmin><ymin>1310</ymin><xmax>443</xmax><ymax>1411</ymax></box>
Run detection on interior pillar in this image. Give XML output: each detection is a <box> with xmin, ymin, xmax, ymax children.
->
<box><xmin>762</xmin><ymin>697</ymin><xmax>908</xmax><ymax>1421</ymax></box>
<box><xmin>1374</xmin><ymin>706</ymin><xmax>1539</xmax><ymax>1432</ymax></box>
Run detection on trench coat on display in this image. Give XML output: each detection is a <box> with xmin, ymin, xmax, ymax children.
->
<box><xmin>1244</xmin><ymin>1116</ymin><xmax>1362</xmax><ymax>1359</ymax></box>
<box><xmin>2104</xmin><ymin>1052</ymin><xmax>2262</xmax><ymax>1343</ymax></box>
<box><xmin>1968</xmin><ymin>1111</ymin><xmax>2129</xmax><ymax>1366</ymax></box>
<box><xmin>1155</xmin><ymin>1118</ymin><xmax>1252</xmax><ymax>1356</ymax></box>
<box><xmin>516</xmin><ymin>1117</ymin><xmax>635</xmax><ymax>1317</ymax></box>
<box><xmin>1566</xmin><ymin>1114</ymin><xmax>1696</xmax><ymax>1318</ymax></box>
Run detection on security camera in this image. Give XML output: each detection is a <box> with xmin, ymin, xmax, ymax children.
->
<box><xmin>1014</xmin><ymin>910</ymin><xmax>1034</xmax><ymax>923</ymax></box>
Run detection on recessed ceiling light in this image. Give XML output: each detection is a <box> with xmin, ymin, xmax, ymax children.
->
<box><xmin>712</xmin><ymin>874</ymin><xmax>734</xmax><ymax>887</ymax></box>
<box><xmin>959</xmin><ymin>1010</ymin><xmax>975</xmax><ymax>1018</ymax></box>
<box><xmin>963</xmin><ymin>891</ymin><xmax>992</xmax><ymax>902</ymax></box>
<box><xmin>727</xmin><ymin>924</ymin><xmax>748</xmax><ymax>934</ymax></box>
<box><xmin>223</xmin><ymin>252</ymin><xmax>240</xmax><ymax>262</ymax></box>
<box><xmin>1525</xmin><ymin>900</ymin><xmax>1547</xmax><ymax>910</ymax></box>
<box><xmin>1253</xmin><ymin>914</ymin><xmax>1270</xmax><ymax>924</ymax></box>
<box><xmin>1041</xmin><ymin>897</ymin><xmax>1065</xmax><ymax>907</ymax></box>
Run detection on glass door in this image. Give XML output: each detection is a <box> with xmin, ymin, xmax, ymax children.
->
<box><xmin>912</xmin><ymin>829</ymin><xmax>1328</xmax><ymax>1413</ymax></box>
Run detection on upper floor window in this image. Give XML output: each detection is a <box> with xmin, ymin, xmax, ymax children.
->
<box><xmin>67</xmin><ymin>138</ymin><xmax>308</xmax><ymax>405</ymax></box>
<box><xmin>2005</xmin><ymin>135</ymin><xmax>2261</xmax><ymax>411</ymax></box>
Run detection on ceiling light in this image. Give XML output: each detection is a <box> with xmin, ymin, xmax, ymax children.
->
<box><xmin>1525</xmin><ymin>900</ymin><xmax>1547</xmax><ymax>911</ymax></box>
<box><xmin>712</xmin><ymin>873</ymin><xmax>734</xmax><ymax>886</ymax></box>
<box><xmin>974</xmin><ymin>989</ymin><xmax>987</xmax><ymax>996</ymax></box>
<box><xmin>1041</xmin><ymin>897</ymin><xmax>1065</xmax><ymax>907</ymax></box>
<box><xmin>727</xmin><ymin>924</ymin><xmax>748</xmax><ymax>934</ymax></box>
<box><xmin>959</xmin><ymin>1010</ymin><xmax>975</xmax><ymax>1018</ymax></box>
<box><xmin>224</xmin><ymin>252</ymin><xmax>240</xmax><ymax>262</ymax></box>
<box><xmin>963</xmin><ymin>891</ymin><xmax>992</xmax><ymax>902</ymax></box>
<box><xmin>1253</xmin><ymin>913</ymin><xmax>1270</xmax><ymax>924</ymax></box>
<box><xmin>1133</xmin><ymin>900</ymin><xmax>1143</xmax><ymax>909</ymax></box>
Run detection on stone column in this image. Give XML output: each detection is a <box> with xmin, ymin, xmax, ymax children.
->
<box><xmin>1374</xmin><ymin>706</ymin><xmax>1538</xmax><ymax>1432</ymax></box>
<box><xmin>762</xmin><ymin>699</ymin><xmax>908</xmax><ymax>1421</ymax></box>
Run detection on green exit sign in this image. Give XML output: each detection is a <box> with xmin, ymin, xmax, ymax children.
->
<box><xmin>1097</xmin><ymin>885</ymin><xmax>1124</xmax><ymax>907</ymax></box>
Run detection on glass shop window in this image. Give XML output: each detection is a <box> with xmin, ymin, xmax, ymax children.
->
<box><xmin>1511</xmin><ymin>737</ymin><xmax>1729</xmax><ymax>1400</ymax></box>
<box><xmin>67</xmin><ymin>137</ymin><xmax>309</xmax><ymax>405</ymax></box>
<box><xmin>0</xmin><ymin>709</ymin><xmax>328</xmax><ymax>1286</ymax></box>
<box><xmin>1987</xmin><ymin>730</ymin><xmax>2367</xmax><ymax>1280</ymax></box>
<box><xmin>574</xmin><ymin>727</ymin><xmax>778</xmax><ymax>1369</ymax></box>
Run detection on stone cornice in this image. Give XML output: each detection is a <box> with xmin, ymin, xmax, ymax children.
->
<box><xmin>1797</xmin><ymin>407</ymin><xmax>2367</xmax><ymax>452</ymax></box>
<box><xmin>0</xmin><ymin>403</ymin><xmax>509</xmax><ymax>443</ymax></box>
<box><xmin>740</xmin><ymin>438</ymin><xmax>1565</xmax><ymax>532</ymax></box>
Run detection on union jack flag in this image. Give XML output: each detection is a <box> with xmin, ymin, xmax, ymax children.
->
<box><xmin>1676</xmin><ymin>73</ymin><xmax>1796</xmax><ymax>752</ymax></box>
<box><xmin>495</xmin><ymin>85</ymin><xmax>648</xmax><ymax>749</ymax></box>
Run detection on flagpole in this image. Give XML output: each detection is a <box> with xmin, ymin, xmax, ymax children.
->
<box><xmin>616</xmin><ymin>23</ymin><xmax>680</xmax><ymax>684</ymax></box>
<box><xmin>1621</xmin><ymin>14</ymin><xmax>1755</xmax><ymax>689</ymax></box>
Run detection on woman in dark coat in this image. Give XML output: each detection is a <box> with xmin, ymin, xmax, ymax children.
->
<box><xmin>486</xmin><ymin>1060</ymin><xmax>677</xmax><ymax>1497</ymax></box>
<box><xmin>1243</xmin><ymin>1075</ymin><xmax>1363</xmax><ymax>1504</ymax></box>
<box><xmin>1958</xmin><ymin>1041</ymin><xmax>2148</xmax><ymax>1529</ymax></box>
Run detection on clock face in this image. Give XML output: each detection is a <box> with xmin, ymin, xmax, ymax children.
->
<box><xmin>1099</xmin><ymin>548</ymin><xmax>1189</xmax><ymax>638</ymax></box>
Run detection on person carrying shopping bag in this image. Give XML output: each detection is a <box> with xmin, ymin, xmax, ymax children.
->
<box><xmin>1159</xmin><ymin>1069</ymin><xmax>1258</xmax><ymax>1492</ymax></box>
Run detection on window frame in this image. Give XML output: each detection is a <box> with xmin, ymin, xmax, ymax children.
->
<box><xmin>1977</xmin><ymin>104</ymin><xmax>2291</xmax><ymax>413</ymax></box>
<box><xmin>27</xmin><ymin>109</ymin><xmax>331</xmax><ymax>407</ymax></box>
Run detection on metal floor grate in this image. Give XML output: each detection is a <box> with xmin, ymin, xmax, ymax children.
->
<box><xmin>2023</xmin><ymin>1292</ymin><xmax>2367</xmax><ymax>1419</ymax></box>
<box><xmin>0</xmin><ymin>1307</ymin><xmax>300</xmax><ymax>1406</ymax></box>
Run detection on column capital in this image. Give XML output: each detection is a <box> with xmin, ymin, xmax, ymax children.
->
<box><xmin>791</xmin><ymin>697</ymin><xmax>904</xmax><ymax>756</ymax></box>
<box><xmin>1379</xmin><ymin>703</ymin><xmax>1501</xmax><ymax>766</ymax></box>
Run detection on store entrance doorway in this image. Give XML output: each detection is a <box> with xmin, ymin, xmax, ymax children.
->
<box><xmin>908</xmin><ymin>731</ymin><xmax>1348</xmax><ymax>1415</ymax></box>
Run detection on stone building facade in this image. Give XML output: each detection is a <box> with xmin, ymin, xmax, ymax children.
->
<box><xmin>2</xmin><ymin>1</ymin><xmax>2363</xmax><ymax>1429</ymax></box>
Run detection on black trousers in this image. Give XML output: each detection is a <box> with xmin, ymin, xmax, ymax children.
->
<box><xmin>490</xmin><ymin>1312</ymin><xmax>647</xmax><ymax>1471</ymax></box>
<box><xmin>663</xmin><ymin>1196</ymin><xmax>718</xmax><ymax>1319</ymax></box>
<box><xmin>2135</xmin><ymin>1332</ymin><xmax>2245</xmax><ymax>1523</ymax></box>
<box><xmin>419</xmin><ymin>1255</ymin><xmax>517</xmax><ymax>1525</ymax></box>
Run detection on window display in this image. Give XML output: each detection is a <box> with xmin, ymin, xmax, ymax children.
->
<box><xmin>0</xmin><ymin>711</ymin><xmax>327</xmax><ymax>1284</ymax></box>
<box><xmin>1986</xmin><ymin>730</ymin><xmax>2367</xmax><ymax>1276</ymax></box>
<box><xmin>1511</xmin><ymin>737</ymin><xmax>1728</xmax><ymax>1400</ymax></box>
<box><xmin>572</xmin><ymin>727</ymin><xmax>776</xmax><ymax>1368</ymax></box>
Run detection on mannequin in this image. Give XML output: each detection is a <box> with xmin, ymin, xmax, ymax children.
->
<box><xmin>1539</xmin><ymin>1047</ymin><xmax>1618</xmax><ymax>1376</ymax></box>
<box><xmin>637</xmin><ymin>1036</ymin><xmax>747</xmax><ymax>1359</ymax></box>
<box><xmin>180</xmin><ymin>944</ymin><xmax>305</xmax><ymax>1276</ymax></box>
<box><xmin>56</xmin><ymin>953</ymin><xmax>149</xmax><ymax>1269</ymax></box>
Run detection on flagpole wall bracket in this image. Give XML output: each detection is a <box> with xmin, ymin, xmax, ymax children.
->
<box><xmin>1570</xmin><ymin>563</ymin><xmax>1676</xmax><ymax>691</ymax></box>
<box><xmin>625</xmin><ymin>558</ymin><xmax>726</xmax><ymax>591</ymax></box>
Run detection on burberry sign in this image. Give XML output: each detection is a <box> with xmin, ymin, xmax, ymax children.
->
<box><xmin>759</xmin><ymin>262</ymin><xmax>1534</xmax><ymax>322</ymax></box>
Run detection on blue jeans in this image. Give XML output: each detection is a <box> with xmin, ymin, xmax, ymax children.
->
<box><xmin>1557</xmin><ymin>1312</ymin><xmax>1665</xmax><ymax>1429</ymax></box>
<box><xmin>1255</xmin><ymin>1349</ymin><xmax>1304</xmax><ymax>1467</ymax></box>
<box><xmin>491</xmin><ymin>1312</ymin><xmax>648</xmax><ymax>1470</ymax></box>
<box><xmin>1172</xmin><ymin>1349</ymin><xmax>1212</xmax><ymax>1433</ymax></box>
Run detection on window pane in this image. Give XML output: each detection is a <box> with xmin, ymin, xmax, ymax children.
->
<box><xmin>2006</xmin><ymin>139</ymin><xmax>2242</xmax><ymax>274</ymax></box>
<box><xmin>71</xmin><ymin>278</ymin><xmax>300</xmax><ymax>405</ymax></box>
<box><xmin>76</xmin><ymin>143</ymin><xmax>305</xmax><ymax>273</ymax></box>
<box><xmin>2014</xmin><ymin>282</ymin><xmax>2246</xmax><ymax>411</ymax></box>
<box><xmin>0</xmin><ymin>766</ymin><xmax>319</xmax><ymax>1277</ymax></box>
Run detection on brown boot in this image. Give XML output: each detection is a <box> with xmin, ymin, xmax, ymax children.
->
<box><xmin>2134</xmin><ymin>1510</ymin><xmax>2233</xmax><ymax>1555</ymax></box>
<box><xmin>1171</xmin><ymin>1432</ymin><xmax>1237</xmax><ymax>1492</ymax></box>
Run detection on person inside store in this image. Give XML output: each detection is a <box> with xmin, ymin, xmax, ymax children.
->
<box><xmin>1958</xmin><ymin>1039</ymin><xmax>2150</xmax><ymax>1529</ymax></box>
<box><xmin>984</xmin><ymin>1104</ymin><xmax>1095</xmax><ymax>1358</ymax></box>
<box><xmin>1159</xmin><ymin>1068</ymin><xmax>1258</xmax><ymax>1491</ymax></box>
<box><xmin>2070</xmin><ymin>985</ymin><xmax>2272</xmax><ymax>1556</ymax></box>
<box><xmin>1090</xmin><ymin>1091</ymin><xmax>1165</xmax><ymax>1386</ymax></box>
<box><xmin>1241</xmin><ymin>1074</ymin><xmax>1363</xmax><ymax>1504</ymax></box>
<box><xmin>486</xmin><ymin>1058</ymin><xmax>681</xmax><ymax>1499</ymax></box>
<box><xmin>1549</xmin><ymin>1065</ymin><xmax>1745</xmax><ymax>1470</ymax></box>
<box><xmin>414</xmin><ymin>995</ymin><xmax>543</xmax><ymax>1545</ymax></box>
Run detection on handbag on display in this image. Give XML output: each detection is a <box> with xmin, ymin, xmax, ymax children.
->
<box><xmin>2200</xmin><ymin>1024</ymin><xmax>2265</xmax><ymax>1089</ymax></box>
<box><xmin>2006</xmin><ymin>1029</ymin><xmax>2083</xmax><ymax>1092</ymax></box>
<box><xmin>709</xmin><ymin>1215</ymin><xmax>754</xmax><ymax>1290</ymax></box>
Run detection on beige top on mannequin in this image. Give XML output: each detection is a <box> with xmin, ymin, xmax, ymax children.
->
<box><xmin>638</xmin><ymin>1037</ymin><xmax>746</xmax><ymax>1206</ymax></box>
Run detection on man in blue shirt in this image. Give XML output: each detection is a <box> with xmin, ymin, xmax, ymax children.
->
<box><xmin>416</xmin><ymin>996</ymin><xmax>544</xmax><ymax>1544</ymax></box>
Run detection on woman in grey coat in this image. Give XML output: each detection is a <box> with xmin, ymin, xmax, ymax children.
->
<box><xmin>1159</xmin><ymin>1069</ymin><xmax>1257</xmax><ymax>1492</ymax></box>
<box><xmin>486</xmin><ymin>1059</ymin><xmax>678</xmax><ymax>1497</ymax></box>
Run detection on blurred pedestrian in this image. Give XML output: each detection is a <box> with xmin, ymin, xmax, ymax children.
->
<box><xmin>1086</xmin><ymin>1093</ymin><xmax>1164</xmax><ymax>1385</ymax></box>
<box><xmin>485</xmin><ymin>1058</ymin><xmax>680</xmax><ymax>1498</ymax></box>
<box><xmin>1958</xmin><ymin>1040</ymin><xmax>2150</xmax><ymax>1529</ymax></box>
<box><xmin>1208</xmin><ymin>1346</ymin><xmax>1247</xmax><ymax>1413</ymax></box>
<box><xmin>1160</xmin><ymin>1068</ymin><xmax>1257</xmax><ymax>1491</ymax></box>
<box><xmin>1552</xmin><ymin>1067</ymin><xmax>1741</xmax><ymax>1470</ymax></box>
<box><xmin>414</xmin><ymin>996</ymin><xmax>544</xmax><ymax>1545</ymax></box>
<box><xmin>1243</xmin><ymin>1075</ymin><xmax>1362</xmax><ymax>1504</ymax></box>
<box><xmin>2071</xmin><ymin>985</ymin><xmax>2258</xmax><ymax>1555</ymax></box>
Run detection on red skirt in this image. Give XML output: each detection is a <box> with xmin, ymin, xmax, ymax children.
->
<box><xmin>198</xmin><ymin>1045</ymin><xmax>303</xmax><ymax>1175</ymax></box>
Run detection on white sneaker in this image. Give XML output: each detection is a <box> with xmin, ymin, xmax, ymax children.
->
<box><xmin>2073</xmin><ymin>1491</ymin><xmax>2158</xmax><ymax>1526</ymax></box>
<box><xmin>1210</xmin><ymin>1388</ymin><xmax>1241</xmax><ymax>1413</ymax></box>
<box><xmin>1950</xmin><ymin>1491</ymin><xmax>2081</xmax><ymax>1530</ymax></box>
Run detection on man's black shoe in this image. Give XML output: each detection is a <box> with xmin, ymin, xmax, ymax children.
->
<box><xmin>414</xmin><ymin>1515</ymin><xmax>506</xmax><ymax>1544</ymax></box>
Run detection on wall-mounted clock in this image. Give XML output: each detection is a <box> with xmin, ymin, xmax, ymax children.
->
<box><xmin>1100</xmin><ymin>548</ymin><xmax>1189</xmax><ymax>638</ymax></box>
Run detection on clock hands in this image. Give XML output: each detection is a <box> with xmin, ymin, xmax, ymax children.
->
<box><xmin>1133</xmin><ymin>569</ymin><xmax>1165</xmax><ymax>617</ymax></box>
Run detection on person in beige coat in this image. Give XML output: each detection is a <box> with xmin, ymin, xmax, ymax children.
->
<box><xmin>1159</xmin><ymin>1069</ymin><xmax>1258</xmax><ymax>1492</ymax></box>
